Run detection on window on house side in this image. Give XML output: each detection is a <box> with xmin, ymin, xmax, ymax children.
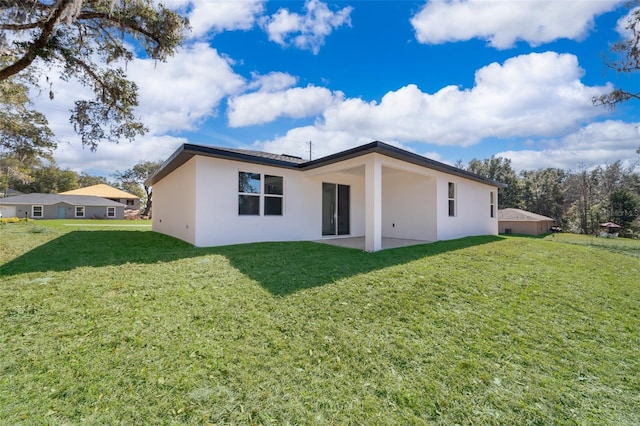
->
<box><xmin>490</xmin><ymin>191</ymin><xmax>495</xmax><ymax>218</ymax></box>
<box><xmin>75</xmin><ymin>206</ymin><xmax>85</xmax><ymax>218</ymax></box>
<box><xmin>238</xmin><ymin>172</ymin><xmax>284</xmax><ymax>216</ymax></box>
<box><xmin>32</xmin><ymin>205</ymin><xmax>43</xmax><ymax>218</ymax></box>
<box><xmin>448</xmin><ymin>182</ymin><xmax>456</xmax><ymax>217</ymax></box>
<box><xmin>264</xmin><ymin>175</ymin><xmax>283</xmax><ymax>216</ymax></box>
<box><xmin>239</xmin><ymin>172</ymin><xmax>261</xmax><ymax>215</ymax></box>
<box><xmin>107</xmin><ymin>207</ymin><xmax>116</xmax><ymax>217</ymax></box>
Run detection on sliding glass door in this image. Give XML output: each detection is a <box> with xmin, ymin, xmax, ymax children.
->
<box><xmin>322</xmin><ymin>182</ymin><xmax>350</xmax><ymax>236</ymax></box>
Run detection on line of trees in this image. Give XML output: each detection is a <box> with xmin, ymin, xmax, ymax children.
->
<box><xmin>461</xmin><ymin>156</ymin><xmax>640</xmax><ymax>237</ymax></box>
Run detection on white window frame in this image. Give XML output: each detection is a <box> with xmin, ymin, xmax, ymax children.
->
<box><xmin>238</xmin><ymin>171</ymin><xmax>284</xmax><ymax>216</ymax></box>
<box><xmin>106</xmin><ymin>206</ymin><xmax>116</xmax><ymax>218</ymax></box>
<box><xmin>448</xmin><ymin>182</ymin><xmax>456</xmax><ymax>217</ymax></box>
<box><xmin>238</xmin><ymin>171</ymin><xmax>261</xmax><ymax>216</ymax></box>
<box><xmin>264</xmin><ymin>174</ymin><xmax>284</xmax><ymax>216</ymax></box>
<box><xmin>32</xmin><ymin>205</ymin><xmax>43</xmax><ymax>218</ymax></box>
<box><xmin>490</xmin><ymin>191</ymin><xmax>495</xmax><ymax>218</ymax></box>
<box><xmin>75</xmin><ymin>206</ymin><xmax>85</xmax><ymax>218</ymax></box>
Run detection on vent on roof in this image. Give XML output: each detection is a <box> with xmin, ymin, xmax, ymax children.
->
<box><xmin>281</xmin><ymin>154</ymin><xmax>303</xmax><ymax>160</ymax></box>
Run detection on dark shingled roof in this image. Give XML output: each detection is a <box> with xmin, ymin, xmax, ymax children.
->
<box><xmin>147</xmin><ymin>141</ymin><xmax>507</xmax><ymax>188</ymax></box>
<box><xmin>0</xmin><ymin>193</ymin><xmax>126</xmax><ymax>207</ymax></box>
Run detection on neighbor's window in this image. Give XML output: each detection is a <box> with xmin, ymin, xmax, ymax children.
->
<box><xmin>107</xmin><ymin>207</ymin><xmax>116</xmax><ymax>217</ymax></box>
<box><xmin>490</xmin><ymin>191</ymin><xmax>495</xmax><ymax>218</ymax></box>
<box><xmin>448</xmin><ymin>182</ymin><xmax>456</xmax><ymax>217</ymax></box>
<box><xmin>32</xmin><ymin>205</ymin><xmax>43</xmax><ymax>218</ymax></box>
<box><xmin>126</xmin><ymin>200</ymin><xmax>134</xmax><ymax>206</ymax></box>
<box><xmin>264</xmin><ymin>175</ymin><xmax>283</xmax><ymax>216</ymax></box>
<box><xmin>239</xmin><ymin>172</ymin><xmax>261</xmax><ymax>215</ymax></box>
<box><xmin>75</xmin><ymin>206</ymin><xmax>85</xmax><ymax>218</ymax></box>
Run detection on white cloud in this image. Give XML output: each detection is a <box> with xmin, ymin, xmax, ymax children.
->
<box><xmin>129</xmin><ymin>43</ymin><xmax>245</xmax><ymax>133</ymax></box>
<box><xmin>250</xmin><ymin>52</ymin><xmax>612</xmax><ymax>159</ymax></box>
<box><xmin>261</xmin><ymin>0</ymin><xmax>353</xmax><ymax>54</ymax></box>
<box><xmin>411</xmin><ymin>0</ymin><xmax>620</xmax><ymax>49</ymax></box>
<box><xmin>53</xmin><ymin>135</ymin><xmax>185</xmax><ymax>176</ymax></box>
<box><xmin>252</xmin><ymin>127</ymin><xmax>385</xmax><ymax>160</ymax></box>
<box><xmin>29</xmin><ymin>43</ymin><xmax>245</xmax><ymax>174</ymax></box>
<box><xmin>228</xmin><ymin>85</ymin><xmax>341</xmax><ymax>127</ymax></box>
<box><xmin>161</xmin><ymin>0</ymin><xmax>266</xmax><ymax>38</ymax></box>
<box><xmin>497</xmin><ymin>120</ymin><xmax>640</xmax><ymax>172</ymax></box>
<box><xmin>247</xmin><ymin>71</ymin><xmax>298</xmax><ymax>92</ymax></box>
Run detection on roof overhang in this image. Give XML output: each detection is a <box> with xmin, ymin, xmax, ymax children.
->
<box><xmin>147</xmin><ymin>141</ymin><xmax>507</xmax><ymax>188</ymax></box>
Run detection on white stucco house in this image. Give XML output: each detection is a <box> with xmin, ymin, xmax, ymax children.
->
<box><xmin>148</xmin><ymin>141</ymin><xmax>506</xmax><ymax>252</ymax></box>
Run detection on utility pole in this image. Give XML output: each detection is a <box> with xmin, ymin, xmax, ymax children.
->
<box><xmin>308</xmin><ymin>141</ymin><xmax>313</xmax><ymax>161</ymax></box>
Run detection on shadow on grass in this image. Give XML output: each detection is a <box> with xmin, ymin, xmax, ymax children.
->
<box><xmin>1</xmin><ymin>230</ymin><xmax>504</xmax><ymax>296</ymax></box>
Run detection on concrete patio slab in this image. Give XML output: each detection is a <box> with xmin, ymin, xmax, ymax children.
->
<box><xmin>313</xmin><ymin>237</ymin><xmax>431</xmax><ymax>251</ymax></box>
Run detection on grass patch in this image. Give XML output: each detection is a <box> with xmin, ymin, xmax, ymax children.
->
<box><xmin>1</xmin><ymin>225</ymin><xmax>639</xmax><ymax>424</ymax></box>
<box><xmin>544</xmin><ymin>232</ymin><xmax>640</xmax><ymax>259</ymax></box>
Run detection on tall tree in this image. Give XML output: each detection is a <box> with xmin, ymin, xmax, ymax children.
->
<box><xmin>520</xmin><ymin>168</ymin><xmax>565</xmax><ymax>221</ymax></box>
<box><xmin>77</xmin><ymin>172</ymin><xmax>110</xmax><ymax>187</ymax></box>
<box><xmin>0</xmin><ymin>78</ymin><xmax>56</xmax><ymax>162</ymax></box>
<box><xmin>593</xmin><ymin>3</ymin><xmax>640</xmax><ymax>108</ymax></box>
<box><xmin>0</xmin><ymin>0</ymin><xmax>189</xmax><ymax>152</ymax></box>
<box><xmin>113</xmin><ymin>160</ymin><xmax>161</xmax><ymax>217</ymax></box>
<box><xmin>467</xmin><ymin>156</ymin><xmax>521</xmax><ymax>208</ymax></box>
<box><xmin>11</xmin><ymin>164</ymin><xmax>79</xmax><ymax>193</ymax></box>
<box><xmin>609</xmin><ymin>188</ymin><xmax>639</xmax><ymax>232</ymax></box>
<box><xmin>563</xmin><ymin>166</ymin><xmax>602</xmax><ymax>234</ymax></box>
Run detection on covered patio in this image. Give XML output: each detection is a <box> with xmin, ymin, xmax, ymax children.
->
<box><xmin>305</xmin><ymin>151</ymin><xmax>438</xmax><ymax>252</ymax></box>
<box><xmin>313</xmin><ymin>236</ymin><xmax>432</xmax><ymax>250</ymax></box>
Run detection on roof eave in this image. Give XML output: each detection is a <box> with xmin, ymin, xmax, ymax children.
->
<box><xmin>148</xmin><ymin>141</ymin><xmax>507</xmax><ymax>189</ymax></box>
<box><xmin>301</xmin><ymin>141</ymin><xmax>507</xmax><ymax>188</ymax></box>
<box><xmin>147</xmin><ymin>144</ymin><xmax>302</xmax><ymax>186</ymax></box>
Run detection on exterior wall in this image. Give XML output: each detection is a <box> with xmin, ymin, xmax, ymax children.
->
<box><xmin>499</xmin><ymin>220</ymin><xmax>553</xmax><ymax>235</ymax></box>
<box><xmin>194</xmin><ymin>157</ymin><xmax>314</xmax><ymax>247</ymax></box>
<box><xmin>152</xmin><ymin>158</ymin><xmax>197</xmax><ymax>244</ymax></box>
<box><xmin>382</xmin><ymin>170</ymin><xmax>437</xmax><ymax>241</ymax></box>
<box><xmin>191</xmin><ymin>157</ymin><xmax>369</xmax><ymax>247</ymax></box>
<box><xmin>152</xmin><ymin>151</ymin><xmax>500</xmax><ymax>248</ymax></box>
<box><xmin>193</xmin><ymin>156</ymin><xmax>341</xmax><ymax>247</ymax></box>
<box><xmin>2</xmin><ymin>203</ymin><xmax>124</xmax><ymax>219</ymax></box>
<box><xmin>436</xmin><ymin>176</ymin><xmax>498</xmax><ymax>241</ymax></box>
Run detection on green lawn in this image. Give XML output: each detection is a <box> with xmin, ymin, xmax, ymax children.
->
<box><xmin>1</xmin><ymin>221</ymin><xmax>639</xmax><ymax>425</ymax></box>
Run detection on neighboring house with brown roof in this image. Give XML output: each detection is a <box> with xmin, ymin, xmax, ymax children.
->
<box><xmin>61</xmin><ymin>184</ymin><xmax>140</xmax><ymax>210</ymax></box>
<box><xmin>0</xmin><ymin>194</ymin><xmax>125</xmax><ymax>219</ymax></box>
<box><xmin>148</xmin><ymin>141</ymin><xmax>506</xmax><ymax>252</ymax></box>
<box><xmin>498</xmin><ymin>208</ymin><xmax>555</xmax><ymax>236</ymax></box>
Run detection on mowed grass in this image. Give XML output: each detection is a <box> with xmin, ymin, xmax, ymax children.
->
<box><xmin>544</xmin><ymin>232</ymin><xmax>640</xmax><ymax>259</ymax></box>
<box><xmin>1</xmin><ymin>221</ymin><xmax>639</xmax><ymax>425</ymax></box>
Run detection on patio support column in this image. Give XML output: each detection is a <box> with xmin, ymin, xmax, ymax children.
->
<box><xmin>365</xmin><ymin>155</ymin><xmax>382</xmax><ymax>252</ymax></box>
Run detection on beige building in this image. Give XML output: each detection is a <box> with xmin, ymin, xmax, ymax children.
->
<box><xmin>498</xmin><ymin>208</ymin><xmax>555</xmax><ymax>236</ymax></box>
<box><xmin>61</xmin><ymin>184</ymin><xmax>140</xmax><ymax>210</ymax></box>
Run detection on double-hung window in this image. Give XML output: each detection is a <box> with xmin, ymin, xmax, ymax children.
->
<box><xmin>264</xmin><ymin>175</ymin><xmax>283</xmax><ymax>215</ymax></box>
<box><xmin>75</xmin><ymin>206</ymin><xmax>85</xmax><ymax>218</ymax></box>
<box><xmin>448</xmin><ymin>182</ymin><xmax>456</xmax><ymax>217</ymax></box>
<box><xmin>107</xmin><ymin>207</ymin><xmax>116</xmax><ymax>218</ymax></box>
<box><xmin>238</xmin><ymin>172</ymin><xmax>261</xmax><ymax>215</ymax></box>
<box><xmin>32</xmin><ymin>205</ymin><xmax>43</xmax><ymax>218</ymax></box>
<box><xmin>238</xmin><ymin>172</ymin><xmax>284</xmax><ymax>216</ymax></box>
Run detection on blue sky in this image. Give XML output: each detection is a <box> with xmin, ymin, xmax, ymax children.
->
<box><xmin>37</xmin><ymin>0</ymin><xmax>640</xmax><ymax>176</ymax></box>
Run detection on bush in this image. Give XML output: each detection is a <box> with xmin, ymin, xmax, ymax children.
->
<box><xmin>0</xmin><ymin>217</ymin><xmax>21</xmax><ymax>224</ymax></box>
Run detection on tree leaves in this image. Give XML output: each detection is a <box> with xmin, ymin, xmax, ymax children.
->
<box><xmin>0</xmin><ymin>0</ymin><xmax>189</xmax><ymax>160</ymax></box>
